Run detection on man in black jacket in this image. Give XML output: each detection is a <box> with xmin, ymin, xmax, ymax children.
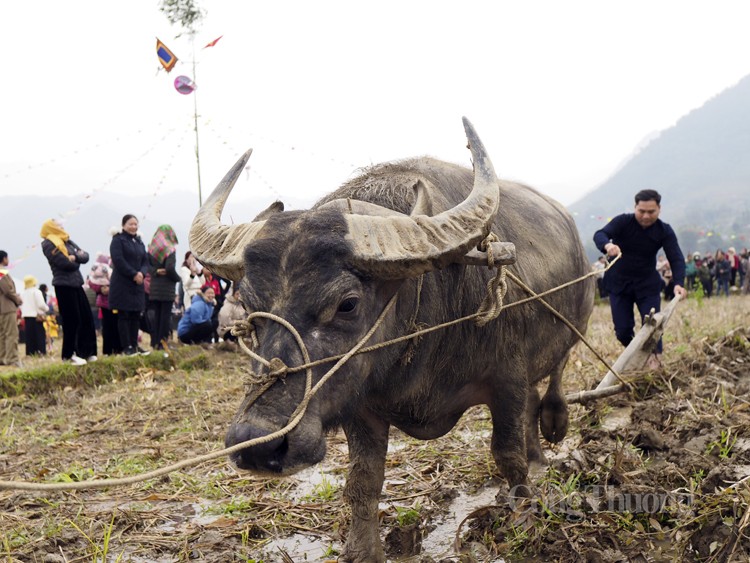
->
<box><xmin>593</xmin><ymin>189</ymin><xmax>686</xmax><ymax>368</ymax></box>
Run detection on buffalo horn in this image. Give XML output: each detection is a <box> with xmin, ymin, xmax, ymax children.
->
<box><xmin>188</xmin><ymin>150</ymin><xmax>268</xmax><ymax>282</ymax></box>
<box><xmin>343</xmin><ymin>117</ymin><xmax>500</xmax><ymax>278</ymax></box>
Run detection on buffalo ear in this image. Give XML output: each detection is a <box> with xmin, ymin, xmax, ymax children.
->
<box><xmin>253</xmin><ymin>201</ymin><xmax>284</xmax><ymax>221</ymax></box>
<box><xmin>410</xmin><ymin>179</ymin><xmax>434</xmax><ymax>217</ymax></box>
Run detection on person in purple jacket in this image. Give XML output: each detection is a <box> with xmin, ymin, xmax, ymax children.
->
<box><xmin>593</xmin><ymin>189</ymin><xmax>687</xmax><ymax>369</ymax></box>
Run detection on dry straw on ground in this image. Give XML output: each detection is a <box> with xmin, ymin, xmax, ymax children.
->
<box><xmin>1</xmin><ymin>294</ymin><xmax>749</xmax><ymax>562</ymax></box>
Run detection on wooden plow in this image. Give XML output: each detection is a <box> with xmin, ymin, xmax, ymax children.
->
<box><xmin>566</xmin><ymin>295</ymin><xmax>682</xmax><ymax>404</ymax></box>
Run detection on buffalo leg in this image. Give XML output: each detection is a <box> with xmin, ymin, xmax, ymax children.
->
<box><xmin>489</xmin><ymin>376</ymin><xmax>529</xmax><ymax>491</ymax></box>
<box><xmin>340</xmin><ymin>413</ymin><xmax>390</xmax><ymax>563</ymax></box>
<box><xmin>525</xmin><ymin>385</ymin><xmax>546</xmax><ymax>464</ymax></box>
<box><xmin>539</xmin><ymin>353</ymin><xmax>570</xmax><ymax>443</ymax></box>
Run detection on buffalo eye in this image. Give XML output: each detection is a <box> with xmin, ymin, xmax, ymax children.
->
<box><xmin>337</xmin><ymin>296</ymin><xmax>359</xmax><ymax>315</ymax></box>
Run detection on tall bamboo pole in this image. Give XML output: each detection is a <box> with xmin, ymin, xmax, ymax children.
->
<box><xmin>191</xmin><ymin>37</ymin><xmax>203</xmax><ymax>207</ymax></box>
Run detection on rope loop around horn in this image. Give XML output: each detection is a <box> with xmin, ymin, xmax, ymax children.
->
<box><xmin>475</xmin><ymin>232</ymin><xmax>508</xmax><ymax>326</ymax></box>
<box><xmin>478</xmin><ymin>232</ymin><xmax>500</xmax><ymax>269</ymax></box>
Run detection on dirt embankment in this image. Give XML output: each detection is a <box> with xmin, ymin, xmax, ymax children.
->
<box><xmin>1</xmin><ymin>297</ymin><xmax>749</xmax><ymax>562</ymax></box>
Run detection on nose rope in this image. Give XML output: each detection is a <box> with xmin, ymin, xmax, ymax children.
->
<box><xmin>233</xmin><ymin>293</ymin><xmax>401</xmax><ymax>422</ymax></box>
<box><xmin>231</xmin><ymin>312</ymin><xmax>313</xmax><ymax>420</ymax></box>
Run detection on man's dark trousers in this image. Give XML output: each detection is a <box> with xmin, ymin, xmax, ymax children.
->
<box><xmin>609</xmin><ymin>289</ymin><xmax>662</xmax><ymax>353</ymax></box>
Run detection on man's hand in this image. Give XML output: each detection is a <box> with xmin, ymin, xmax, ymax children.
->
<box><xmin>134</xmin><ymin>272</ymin><xmax>144</xmax><ymax>285</ymax></box>
<box><xmin>604</xmin><ymin>242</ymin><xmax>621</xmax><ymax>257</ymax></box>
<box><xmin>674</xmin><ymin>285</ymin><xmax>687</xmax><ymax>300</ymax></box>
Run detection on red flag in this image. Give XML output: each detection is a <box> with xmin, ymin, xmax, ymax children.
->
<box><xmin>203</xmin><ymin>35</ymin><xmax>223</xmax><ymax>49</ymax></box>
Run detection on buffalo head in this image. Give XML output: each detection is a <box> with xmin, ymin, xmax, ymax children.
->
<box><xmin>189</xmin><ymin>118</ymin><xmax>500</xmax><ymax>475</ymax></box>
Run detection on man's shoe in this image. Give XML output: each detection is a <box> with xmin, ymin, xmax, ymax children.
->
<box><xmin>123</xmin><ymin>347</ymin><xmax>137</xmax><ymax>357</ymax></box>
<box><xmin>69</xmin><ymin>355</ymin><xmax>87</xmax><ymax>366</ymax></box>
<box><xmin>137</xmin><ymin>347</ymin><xmax>151</xmax><ymax>356</ymax></box>
<box><xmin>87</xmin><ymin>355</ymin><xmax>98</xmax><ymax>363</ymax></box>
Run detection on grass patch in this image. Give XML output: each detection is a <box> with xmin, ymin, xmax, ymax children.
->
<box><xmin>0</xmin><ymin>347</ymin><xmax>209</xmax><ymax>398</ymax></box>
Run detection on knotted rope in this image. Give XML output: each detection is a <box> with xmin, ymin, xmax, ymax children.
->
<box><xmin>475</xmin><ymin>233</ymin><xmax>509</xmax><ymax>326</ymax></box>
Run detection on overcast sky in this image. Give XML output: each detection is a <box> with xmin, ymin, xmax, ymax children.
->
<box><xmin>2</xmin><ymin>0</ymin><xmax>749</xmax><ymax>216</ymax></box>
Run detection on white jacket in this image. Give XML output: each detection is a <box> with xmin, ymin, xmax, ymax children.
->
<box><xmin>180</xmin><ymin>265</ymin><xmax>204</xmax><ymax>310</ymax></box>
<box><xmin>21</xmin><ymin>287</ymin><xmax>48</xmax><ymax>318</ymax></box>
<box><xmin>218</xmin><ymin>293</ymin><xmax>246</xmax><ymax>336</ymax></box>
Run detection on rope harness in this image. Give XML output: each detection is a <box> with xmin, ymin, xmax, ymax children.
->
<box><xmin>0</xmin><ymin>240</ymin><xmax>622</xmax><ymax>492</ymax></box>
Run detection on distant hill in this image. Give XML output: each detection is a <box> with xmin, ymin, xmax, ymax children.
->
<box><xmin>571</xmin><ymin>74</ymin><xmax>750</xmax><ymax>259</ymax></box>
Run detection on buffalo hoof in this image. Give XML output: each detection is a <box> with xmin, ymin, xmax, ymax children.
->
<box><xmin>339</xmin><ymin>544</ymin><xmax>385</xmax><ymax>563</ymax></box>
<box><xmin>539</xmin><ymin>395</ymin><xmax>569</xmax><ymax>443</ymax></box>
<box><xmin>496</xmin><ymin>481</ymin><xmax>537</xmax><ymax>512</ymax></box>
<box><xmin>526</xmin><ymin>443</ymin><xmax>548</xmax><ymax>466</ymax></box>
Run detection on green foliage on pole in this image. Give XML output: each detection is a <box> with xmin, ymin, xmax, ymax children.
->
<box><xmin>159</xmin><ymin>0</ymin><xmax>205</xmax><ymax>34</ymax></box>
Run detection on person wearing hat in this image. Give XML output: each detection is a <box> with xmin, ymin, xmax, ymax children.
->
<box><xmin>0</xmin><ymin>250</ymin><xmax>23</xmax><ymax>367</ymax></box>
<box><xmin>20</xmin><ymin>275</ymin><xmax>48</xmax><ymax>357</ymax></box>
<box><xmin>88</xmin><ymin>253</ymin><xmax>122</xmax><ymax>356</ymax></box>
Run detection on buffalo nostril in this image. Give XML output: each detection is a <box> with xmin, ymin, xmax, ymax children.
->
<box><xmin>234</xmin><ymin>436</ymin><xmax>287</xmax><ymax>473</ymax></box>
<box><xmin>226</xmin><ymin>425</ymin><xmax>289</xmax><ymax>472</ymax></box>
<box><xmin>265</xmin><ymin>459</ymin><xmax>283</xmax><ymax>472</ymax></box>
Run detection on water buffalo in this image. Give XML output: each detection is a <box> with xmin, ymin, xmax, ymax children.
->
<box><xmin>189</xmin><ymin>118</ymin><xmax>594</xmax><ymax>562</ymax></box>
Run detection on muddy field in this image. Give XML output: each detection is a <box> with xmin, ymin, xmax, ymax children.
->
<box><xmin>1</xmin><ymin>296</ymin><xmax>749</xmax><ymax>562</ymax></box>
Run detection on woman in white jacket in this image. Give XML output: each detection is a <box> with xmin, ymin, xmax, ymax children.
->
<box><xmin>179</xmin><ymin>251</ymin><xmax>204</xmax><ymax>311</ymax></box>
<box><xmin>21</xmin><ymin>275</ymin><xmax>49</xmax><ymax>356</ymax></box>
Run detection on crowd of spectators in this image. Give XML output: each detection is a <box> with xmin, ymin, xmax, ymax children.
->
<box><xmin>1</xmin><ymin>216</ymin><xmax>241</xmax><ymax>369</ymax></box>
<box><xmin>594</xmin><ymin>246</ymin><xmax>749</xmax><ymax>300</ymax></box>
<box><xmin>4</xmin><ymin>218</ymin><xmax>747</xmax><ymax>371</ymax></box>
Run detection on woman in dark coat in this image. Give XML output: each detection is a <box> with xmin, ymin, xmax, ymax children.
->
<box><xmin>147</xmin><ymin>225</ymin><xmax>180</xmax><ymax>352</ymax></box>
<box><xmin>40</xmin><ymin>219</ymin><xmax>98</xmax><ymax>365</ymax></box>
<box><xmin>109</xmin><ymin>214</ymin><xmax>150</xmax><ymax>355</ymax></box>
